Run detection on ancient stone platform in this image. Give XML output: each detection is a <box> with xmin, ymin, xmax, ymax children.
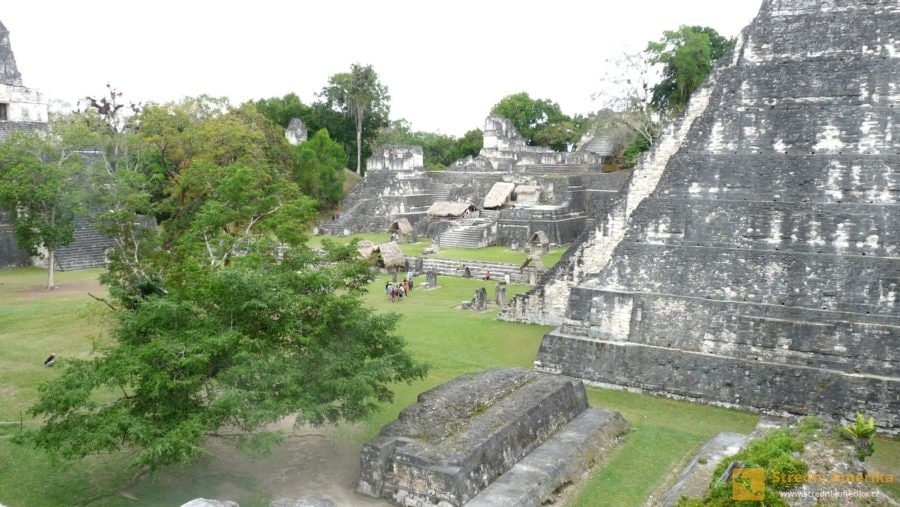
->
<box><xmin>356</xmin><ymin>368</ymin><xmax>626</xmax><ymax>506</ymax></box>
<box><xmin>528</xmin><ymin>0</ymin><xmax>900</xmax><ymax>430</ymax></box>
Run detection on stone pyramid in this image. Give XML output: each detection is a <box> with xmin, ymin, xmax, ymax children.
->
<box><xmin>535</xmin><ymin>0</ymin><xmax>899</xmax><ymax>428</ymax></box>
<box><xmin>0</xmin><ymin>20</ymin><xmax>23</xmax><ymax>86</ymax></box>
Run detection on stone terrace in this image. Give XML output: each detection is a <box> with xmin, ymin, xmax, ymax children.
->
<box><xmin>357</xmin><ymin>368</ymin><xmax>626</xmax><ymax>506</ymax></box>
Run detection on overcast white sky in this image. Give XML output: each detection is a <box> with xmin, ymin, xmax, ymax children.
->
<box><xmin>4</xmin><ymin>1</ymin><xmax>761</xmax><ymax>136</ymax></box>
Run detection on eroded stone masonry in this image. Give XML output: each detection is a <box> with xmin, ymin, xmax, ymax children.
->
<box><xmin>512</xmin><ymin>0</ymin><xmax>899</xmax><ymax>429</ymax></box>
<box><xmin>318</xmin><ymin>115</ymin><xmax>628</xmax><ymax>249</ymax></box>
<box><xmin>357</xmin><ymin>368</ymin><xmax>627</xmax><ymax>507</ymax></box>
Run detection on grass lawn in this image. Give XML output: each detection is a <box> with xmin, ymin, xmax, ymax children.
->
<box><xmin>306</xmin><ymin>232</ymin><xmax>566</xmax><ymax>268</ymax></box>
<box><xmin>569</xmin><ymin>389</ymin><xmax>759</xmax><ymax>506</ymax></box>
<box><xmin>2</xmin><ymin>267</ymin><xmax>895</xmax><ymax>506</ymax></box>
<box><xmin>869</xmin><ymin>435</ymin><xmax>900</xmax><ymax>500</ymax></box>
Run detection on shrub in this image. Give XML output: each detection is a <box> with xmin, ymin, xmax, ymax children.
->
<box><xmin>842</xmin><ymin>412</ymin><xmax>876</xmax><ymax>460</ymax></box>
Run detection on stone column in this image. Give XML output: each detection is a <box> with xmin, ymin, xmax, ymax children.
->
<box><xmin>463</xmin><ymin>266</ymin><xmax>472</xmax><ymax>278</ymax></box>
<box><xmin>426</xmin><ymin>271</ymin><xmax>437</xmax><ymax>288</ymax></box>
<box><xmin>415</xmin><ymin>257</ymin><xmax>424</xmax><ymax>274</ymax></box>
<box><xmin>474</xmin><ymin>287</ymin><xmax>488</xmax><ymax>311</ymax></box>
<box><xmin>392</xmin><ymin>271</ymin><xmax>398</xmax><ymax>282</ymax></box>
<box><xmin>496</xmin><ymin>285</ymin><xmax>506</xmax><ymax>306</ymax></box>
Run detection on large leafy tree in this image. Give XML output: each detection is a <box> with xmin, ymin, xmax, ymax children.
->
<box><xmin>292</xmin><ymin>128</ymin><xmax>347</xmax><ymax>207</ymax></box>
<box><xmin>647</xmin><ymin>25</ymin><xmax>734</xmax><ymax>112</ymax></box>
<box><xmin>250</xmin><ymin>93</ymin><xmax>311</xmax><ymax>129</ymax></box>
<box><xmin>490</xmin><ymin>92</ymin><xmax>580</xmax><ymax>151</ymax></box>
<box><xmin>320</xmin><ymin>64</ymin><xmax>390</xmax><ymax>176</ymax></box>
<box><xmin>0</xmin><ymin>123</ymin><xmax>99</xmax><ymax>289</ymax></box>
<box><xmin>18</xmin><ymin>96</ymin><xmax>427</xmax><ymax>470</ymax></box>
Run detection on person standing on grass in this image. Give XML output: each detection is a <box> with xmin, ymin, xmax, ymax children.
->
<box><xmin>403</xmin><ymin>278</ymin><xmax>409</xmax><ymax>296</ymax></box>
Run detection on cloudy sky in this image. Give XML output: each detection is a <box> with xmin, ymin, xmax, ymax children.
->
<box><xmin>4</xmin><ymin>1</ymin><xmax>761</xmax><ymax>136</ymax></box>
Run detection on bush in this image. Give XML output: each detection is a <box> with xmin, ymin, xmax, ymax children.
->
<box><xmin>841</xmin><ymin>412</ymin><xmax>876</xmax><ymax>460</ymax></box>
<box><xmin>623</xmin><ymin>134</ymin><xmax>652</xmax><ymax>166</ymax></box>
<box><xmin>685</xmin><ymin>419</ymin><xmax>819</xmax><ymax>505</ymax></box>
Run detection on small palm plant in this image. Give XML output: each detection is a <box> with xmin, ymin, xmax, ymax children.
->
<box><xmin>843</xmin><ymin>412</ymin><xmax>876</xmax><ymax>460</ymax></box>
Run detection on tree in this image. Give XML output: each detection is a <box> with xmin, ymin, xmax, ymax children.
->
<box><xmin>454</xmin><ymin>128</ymin><xmax>483</xmax><ymax>160</ymax></box>
<box><xmin>320</xmin><ymin>64</ymin><xmax>390</xmax><ymax>176</ymax></box>
<box><xmin>490</xmin><ymin>92</ymin><xmax>579</xmax><ymax>151</ymax></box>
<box><xmin>292</xmin><ymin>129</ymin><xmax>348</xmax><ymax>208</ymax></box>
<box><xmin>18</xmin><ymin>102</ymin><xmax>427</xmax><ymax>469</ymax></box>
<box><xmin>0</xmin><ymin>123</ymin><xmax>99</xmax><ymax>289</ymax></box>
<box><xmin>647</xmin><ymin>26</ymin><xmax>734</xmax><ymax>112</ymax></box>
<box><xmin>250</xmin><ymin>93</ymin><xmax>311</xmax><ymax>129</ymax></box>
<box><xmin>591</xmin><ymin>52</ymin><xmax>662</xmax><ymax>167</ymax></box>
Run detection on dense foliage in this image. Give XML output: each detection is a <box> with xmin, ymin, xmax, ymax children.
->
<box><xmin>490</xmin><ymin>92</ymin><xmax>583</xmax><ymax>151</ymax></box>
<box><xmin>374</xmin><ymin>119</ymin><xmax>483</xmax><ymax>170</ymax></box>
<box><xmin>678</xmin><ymin>418</ymin><xmax>822</xmax><ymax>506</ymax></box>
<box><xmin>15</xmin><ymin>91</ymin><xmax>427</xmax><ymax>470</ymax></box>
<box><xmin>0</xmin><ymin>122</ymin><xmax>100</xmax><ymax>288</ymax></box>
<box><xmin>648</xmin><ymin>26</ymin><xmax>734</xmax><ymax>112</ymax></box>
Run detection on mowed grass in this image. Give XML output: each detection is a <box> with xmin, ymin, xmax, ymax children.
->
<box><xmin>306</xmin><ymin>232</ymin><xmax>566</xmax><ymax>268</ymax></box>
<box><xmin>569</xmin><ymin>389</ymin><xmax>758</xmax><ymax>506</ymax></box>
<box><xmin>3</xmin><ymin>267</ymin><xmax>895</xmax><ymax>506</ymax></box>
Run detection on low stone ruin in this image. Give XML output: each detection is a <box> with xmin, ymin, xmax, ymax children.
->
<box><xmin>356</xmin><ymin>368</ymin><xmax>627</xmax><ymax>507</ymax></box>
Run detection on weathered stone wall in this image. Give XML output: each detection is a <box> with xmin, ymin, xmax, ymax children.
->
<box><xmin>0</xmin><ymin>211</ymin><xmax>31</xmax><ymax>268</ymax></box>
<box><xmin>356</xmin><ymin>369</ymin><xmax>591</xmax><ymax>506</ymax></box>
<box><xmin>367</xmin><ymin>145</ymin><xmax>424</xmax><ymax>171</ymax></box>
<box><xmin>501</xmin><ymin>64</ymin><xmax>719</xmax><ymax>326</ymax></box>
<box><xmin>535</xmin><ymin>0</ymin><xmax>900</xmax><ymax>428</ymax></box>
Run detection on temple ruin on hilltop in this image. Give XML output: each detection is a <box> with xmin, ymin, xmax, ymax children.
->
<box><xmin>505</xmin><ymin>0</ymin><xmax>899</xmax><ymax>429</ymax></box>
<box><xmin>318</xmin><ymin>115</ymin><xmax>629</xmax><ymax>249</ymax></box>
<box><xmin>0</xmin><ymin>20</ymin><xmax>46</xmax><ymax>141</ymax></box>
<box><xmin>0</xmin><ymin>19</ymin><xmax>114</xmax><ymax>270</ymax></box>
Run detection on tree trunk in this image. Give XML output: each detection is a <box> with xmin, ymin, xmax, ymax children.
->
<box><xmin>47</xmin><ymin>205</ymin><xmax>56</xmax><ymax>290</ymax></box>
<box><xmin>47</xmin><ymin>248</ymin><xmax>55</xmax><ymax>290</ymax></box>
<box><xmin>356</xmin><ymin>113</ymin><xmax>364</xmax><ymax>177</ymax></box>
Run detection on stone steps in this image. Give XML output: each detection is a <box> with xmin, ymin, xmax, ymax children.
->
<box><xmin>357</xmin><ymin>368</ymin><xmax>628</xmax><ymax>507</ymax></box>
<box><xmin>410</xmin><ymin>256</ymin><xmax>530</xmax><ymax>284</ymax></box>
<box><xmin>466</xmin><ymin>408</ymin><xmax>627</xmax><ymax>507</ymax></box>
<box><xmin>438</xmin><ymin>224</ymin><xmax>492</xmax><ymax>248</ymax></box>
<box><xmin>54</xmin><ymin>218</ymin><xmax>114</xmax><ymax>271</ymax></box>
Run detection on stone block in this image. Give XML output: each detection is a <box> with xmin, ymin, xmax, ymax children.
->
<box><xmin>357</xmin><ymin>368</ymin><xmax>590</xmax><ymax>506</ymax></box>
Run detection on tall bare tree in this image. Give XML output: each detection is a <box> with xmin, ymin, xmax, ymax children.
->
<box><xmin>321</xmin><ymin>64</ymin><xmax>390</xmax><ymax>176</ymax></box>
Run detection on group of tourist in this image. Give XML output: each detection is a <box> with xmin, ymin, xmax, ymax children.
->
<box><xmin>385</xmin><ymin>276</ymin><xmax>414</xmax><ymax>302</ymax></box>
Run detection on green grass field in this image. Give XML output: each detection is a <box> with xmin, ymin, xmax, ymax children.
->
<box><xmin>307</xmin><ymin>232</ymin><xmax>566</xmax><ymax>268</ymax></box>
<box><xmin>0</xmin><ymin>267</ymin><xmax>896</xmax><ymax>506</ymax></box>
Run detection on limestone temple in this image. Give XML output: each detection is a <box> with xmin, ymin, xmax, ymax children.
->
<box><xmin>505</xmin><ymin>0</ymin><xmax>899</xmax><ymax>429</ymax></box>
<box><xmin>0</xmin><ymin>20</ymin><xmax>113</xmax><ymax>270</ymax></box>
<box><xmin>0</xmin><ymin>20</ymin><xmax>46</xmax><ymax>141</ymax></box>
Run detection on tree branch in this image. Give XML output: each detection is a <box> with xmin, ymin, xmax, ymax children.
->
<box><xmin>88</xmin><ymin>292</ymin><xmax>116</xmax><ymax>311</ymax></box>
